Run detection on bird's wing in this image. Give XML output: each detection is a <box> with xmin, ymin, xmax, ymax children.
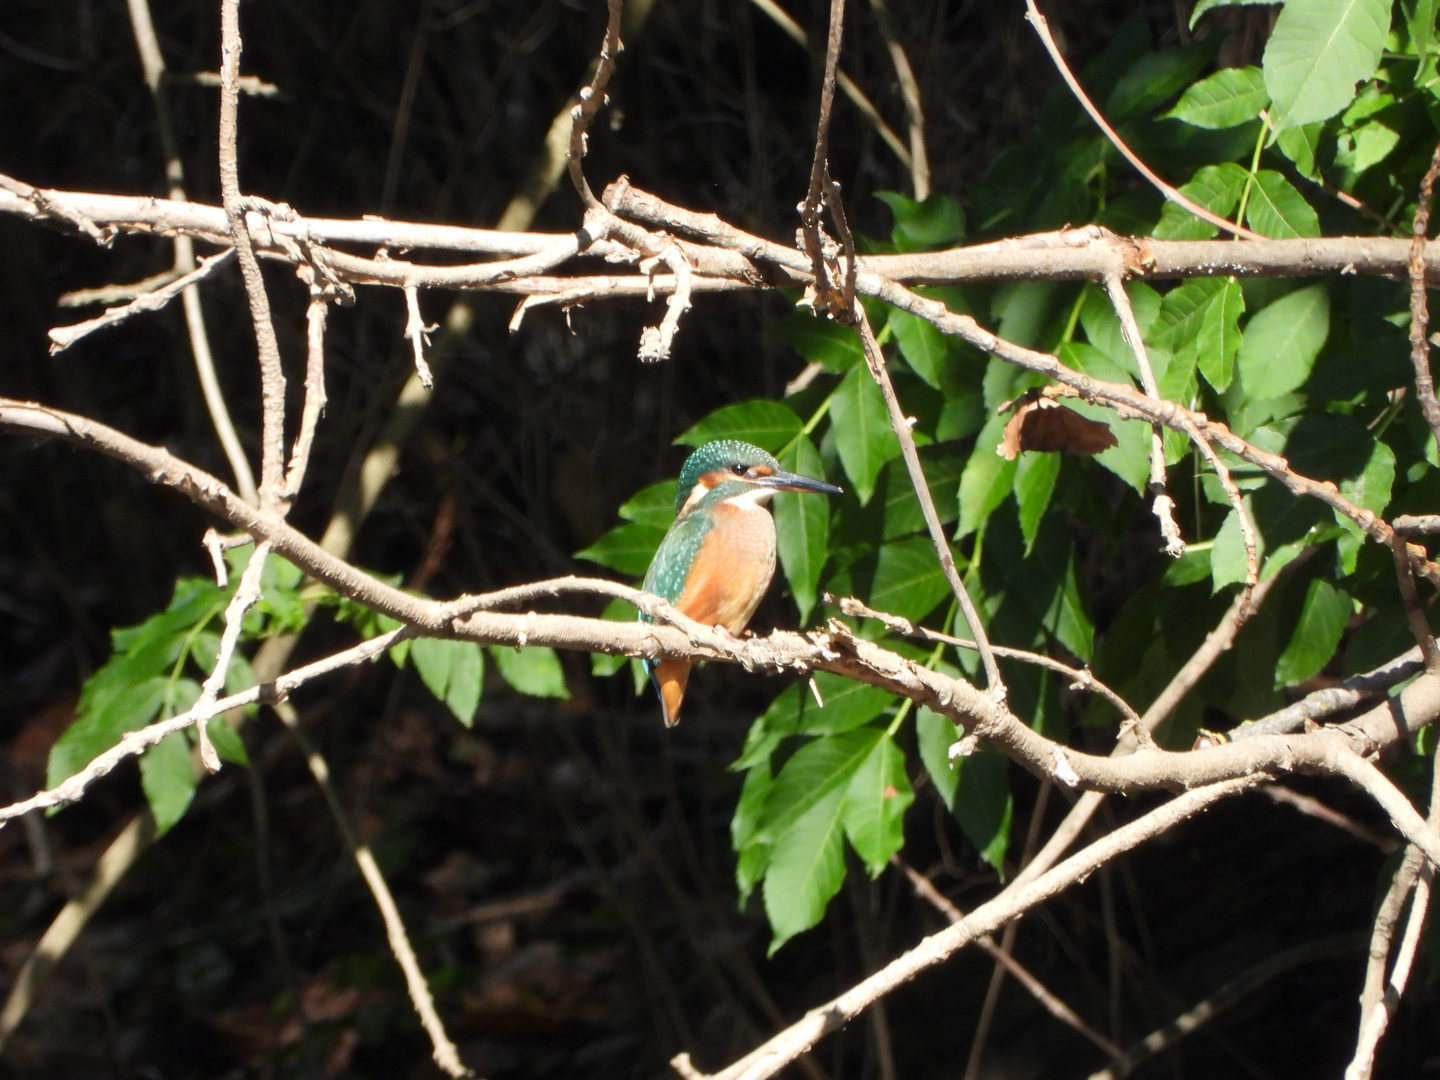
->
<box><xmin>640</xmin><ymin>510</ymin><xmax>714</xmax><ymax>609</ymax></box>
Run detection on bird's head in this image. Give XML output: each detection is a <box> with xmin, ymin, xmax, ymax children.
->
<box><xmin>675</xmin><ymin>439</ymin><xmax>842</xmax><ymax>516</ymax></box>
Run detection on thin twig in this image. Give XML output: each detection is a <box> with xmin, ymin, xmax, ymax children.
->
<box><xmin>831</xmin><ymin>594</ymin><xmax>1136</xmax><ymax>723</ymax></box>
<box><xmin>1407</xmin><ymin>138</ymin><xmax>1440</xmax><ymax>463</ymax></box>
<box><xmin>272</xmin><ymin>699</ymin><xmax>471</xmax><ymax>1078</ymax></box>
<box><xmin>851</xmin><ymin>306</ymin><xmax>1006</xmax><ymax>699</ymax></box>
<box><xmin>671</xmin><ymin>779</ymin><xmax>1258</xmax><ymax>1080</ymax></box>
<box><xmin>894</xmin><ymin>857</ymin><xmax>1123</xmax><ymax>1058</ymax></box>
<box><xmin>281</xmin><ymin>292</ymin><xmax>328</xmax><ymax>504</ymax></box>
<box><xmin>0</xmin><ymin>816</ymin><xmax>155</xmax><ymax>1052</ymax></box>
<box><xmin>1259</xmin><ymin>784</ymin><xmax>1398</xmax><ymax>855</ymax></box>
<box><xmin>0</xmin><ymin>624</ymin><xmax>409</xmax><ymax>824</ymax></box>
<box><xmin>1102</xmin><ymin>271</ymin><xmax>1184</xmax><ymax>558</ymax></box>
<box><xmin>47</xmin><ymin>248</ymin><xmax>235</xmax><ymax>353</ymax></box>
<box><xmin>636</xmin><ymin>239</ymin><xmax>694</xmax><ymax>362</ymax></box>
<box><xmin>744</xmin><ymin>0</ymin><xmax>912</xmax><ymax>173</ymax></box>
<box><xmin>565</xmin><ymin>0</ymin><xmax>623</xmax><ymax>209</ymax></box>
<box><xmin>58</xmin><ymin>267</ymin><xmax>181</xmax><ymax>307</ymax></box>
<box><xmin>218</xmin><ymin>0</ymin><xmax>286</xmax><ymax>509</ymax></box>
<box><xmin>1091</xmin><ymin>935</ymin><xmax>1364</xmax><ymax>1080</ymax></box>
<box><xmin>403</xmin><ymin>283</ymin><xmax>435</xmax><ymax>388</ymax></box>
<box><xmin>1392</xmin><ymin>532</ymin><xmax>1440</xmax><ymax>676</ymax></box>
<box><xmin>126</xmin><ymin>0</ymin><xmax>257</xmax><ymax>505</ymax></box>
<box><xmin>1022</xmin><ymin>0</ymin><xmax>1262</xmax><ymax>241</ymax></box>
<box><xmin>1345</xmin><ymin>742</ymin><xmax>1440</xmax><ymax>1080</ymax></box>
<box><xmin>191</xmin><ymin>540</ymin><xmax>272</xmax><ymax>772</ymax></box>
<box><xmin>799</xmin><ymin>0</ymin><xmax>847</xmax><ymax>297</ymax></box>
<box><xmin>867</xmin><ymin>0</ymin><xmax>929</xmax><ymax>199</ymax></box>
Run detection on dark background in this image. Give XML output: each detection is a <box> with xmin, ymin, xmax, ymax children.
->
<box><xmin>0</xmin><ymin>1</ymin><xmax>1431</xmax><ymax>1077</ymax></box>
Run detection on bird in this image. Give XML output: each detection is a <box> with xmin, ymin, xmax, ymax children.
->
<box><xmin>639</xmin><ymin>439</ymin><xmax>843</xmax><ymax>726</ymax></box>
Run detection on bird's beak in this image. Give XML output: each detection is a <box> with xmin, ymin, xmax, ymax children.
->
<box><xmin>755</xmin><ymin>469</ymin><xmax>843</xmax><ymax>496</ymax></box>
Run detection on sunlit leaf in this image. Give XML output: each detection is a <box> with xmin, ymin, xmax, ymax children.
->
<box><xmin>774</xmin><ymin>435</ymin><xmax>831</xmax><ymax>622</ymax></box>
<box><xmin>491</xmin><ymin>646</ymin><xmax>568</xmax><ymax>699</ymax></box>
<box><xmin>575</xmin><ymin>522</ymin><xmax>666</xmax><ymax>576</ymax></box>
<box><xmin>1246</xmin><ymin>170</ymin><xmax>1320</xmax><ymax>238</ymax></box>
<box><xmin>870</xmin><ymin>537</ymin><xmax>950</xmax><ymax>622</ymax></box>
<box><xmin>140</xmin><ymin>729</ymin><xmax>197</xmax><ymax>837</ymax></box>
<box><xmin>830</xmin><ymin>364</ymin><xmax>901</xmax><ymax>505</ymax></box>
<box><xmin>1275</xmin><ymin>579</ymin><xmax>1350</xmax><ymax>686</ymax></box>
<box><xmin>675</xmin><ymin>399</ymin><xmax>803</xmax><ymax>451</ymax></box>
<box><xmin>1165</xmin><ymin>66</ymin><xmax>1269</xmax><ymax>128</ymax></box>
<box><xmin>1237</xmin><ymin>283</ymin><xmax>1329</xmax><ymax>398</ymax></box>
<box><xmin>1263</xmin><ymin>0</ymin><xmax>1388</xmax><ymax>129</ymax></box>
<box><xmin>618</xmin><ymin>481</ymin><xmax>679</xmax><ymax>527</ymax></box>
<box><xmin>842</xmin><ymin>734</ymin><xmax>914</xmax><ymax>875</ymax></box>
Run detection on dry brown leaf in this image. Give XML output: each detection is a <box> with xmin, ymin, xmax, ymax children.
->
<box><xmin>998</xmin><ymin>389</ymin><xmax>1117</xmax><ymax>460</ymax></box>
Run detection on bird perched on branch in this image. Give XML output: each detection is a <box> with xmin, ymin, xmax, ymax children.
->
<box><xmin>640</xmin><ymin>439</ymin><xmax>842</xmax><ymax>726</ymax></box>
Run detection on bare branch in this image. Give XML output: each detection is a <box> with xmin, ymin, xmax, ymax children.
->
<box><xmin>566</xmin><ymin>0</ymin><xmax>624</xmax><ymax>209</ymax></box>
<box><xmin>0</xmin><ymin>623</ymin><xmax>409</xmax><ymax>824</ymax></box>
<box><xmin>403</xmin><ymin>283</ymin><xmax>436</xmax><ymax>388</ymax></box>
<box><xmin>673</xmin><ymin>779</ymin><xmax>1258</xmax><ymax>1080</ymax></box>
<box><xmin>47</xmin><ymin>248</ymin><xmax>235</xmax><ymax>353</ymax></box>
<box><xmin>867</xmin><ymin>0</ymin><xmax>929</xmax><ymax>199</ymax></box>
<box><xmin>1091</xmin><ymin>935</ymin><xmax>1364</xmax><ymax>1080</ymax></box>
<box><xmin>745</xmin><ymin>0</ymin><xmax>912</xmax><ymax>173</ymax></box>
<box><xmin>218</xmin><ymin>0</ymin><xmax>286</xmax><ymax>509</ymax></box>
<box><xmin>1407</xmin><ymin>138</ymin><xmax>1440</xmax><ymax>463</ymax></box>
<box><xmin>1022</xmin><ymin>0</ymin><xmax>1261</xmax><ymax>241</ymax></box>
<box><xmin>894</xmin><ymin>857</ymin><xmax>1122</xmax><ymax>1058</ymax></box>
<box><xmin>831</xmin><ymin>594</ymin><xmax>1137</xmax><ymax>724</ymax></box>
<box><xmin>280</xmin><ymin>292</ymin><xmax>328</xmax><ymax>503</ymax></box>
<box><xmin>1102</xmin><ymin>271</ymin><xmax>1185</xmax><ymax>558</ymax></box>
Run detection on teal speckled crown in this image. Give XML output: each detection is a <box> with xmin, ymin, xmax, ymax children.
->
<box><xmin>674</xmin><ymin>440</ymin><xmax>780</xmax><ymax>514</ymax></box>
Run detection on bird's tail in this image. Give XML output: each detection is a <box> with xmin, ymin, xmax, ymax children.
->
<box><xmin>650</xmin><ymin>657</ymin><xmax>692</xmax><ymax>727</ymax></box>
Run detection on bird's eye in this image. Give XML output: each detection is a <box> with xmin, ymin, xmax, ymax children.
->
<box><xmin>731</xmin><ymin>463</ymin><xmax>748</xmax><ymax>476</ymax></box>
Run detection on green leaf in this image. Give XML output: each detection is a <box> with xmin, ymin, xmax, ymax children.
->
<box><xmin>1092</xmin><ymin>414</ymin><xmax>1154</xmax><ymax>494</ymax></box>
<box><xmin>881</xmin><ymin>451</ymin><xmax>964</xmax><ymax>540</ymax></box>
<box><xmin>1165</xmin><ymin>66</ymin><xmax>1269</xmax><ymax>128</ymax></box>
<box><xmin>1014</xmin><ymin>450</ymin><xmax>1061</xmax><ymax>553</ymax></box>
<box><xmin>875</xmin><ymin>191</ymin><xmax>966</xmax><ymax>250</ymax></box>
<box><xmin>957</xmin><ymin>411</ymin><xmax>1016</xmax><ymax>540</ymax></box>
<box><xmin>890</xmin><ymin>309</ymin><xmax>947</xmax><ymax>388</ymax></box>
<box><xmin>1198</xmin><ymin>278</ymin><xmax>1246</xmax><ymax>391</ymax></box>
<box><xmin>830</xmin><ymin>364</ymin><xmax>901</xmax><ymax>505</ymax></box>
<box><xmin>771</xmin><ymin>311</ymin><xmax>864</xmax><ymax>373</ymax></box>
<box><xmin>1191</xmin><ymin>0</ymin><xmax>1279</xmax><ymax>31</ymax></box>
<box><xmin>676</xmin><ymin>399</ymin><xmax>803</xmax><ymax>452</ymax></box>
<box><xmin>733</xmin><ymin>761</ymin><xmax>774</xmax><ymax>901</ymax></box>
<box><xmin>756</xmin><ymin>728</ymin><xmax>884</xmax><ymax>845</ymax></box>
<box><xmin>916</xmin><ymin>707</ymin><xmax>959</xmax><ymax>808</ymax></box>
<box><xmin>1058</xmin><ymin>341</ymin><xmax>1132</xmax><ymax>386</ymax></box>
<box><xmin>1275</xmin><ymin>579</ymin><xmax>1351</xmax><ymax>686</ymax></box>
<box><xmin>1335</xmin><ymin>119</ymin><xmax>1401</xmax><ymax>174</ymax></box>
<box><xmin>1263</xmin><ymin>0</ymin><xmax>1389</xmax><ymax>129</ymax></box>
<box><xmin>1152</xmin><ymin>162</ymin><xmax>1248</xmax><ymax>240</ymax></box>
<box><xmin>410</xmin><ymin>638</ymin><xmax>484</xmax><ymax>724</ymax></box>
<box><xmin>842</xmin><ymin>734</ymin><xmax>914</xmax><ymax>875</ymax></box>
<box><xmin>774</xmin><ymin>435</ymin><xmax>830</xmax><ymax>622</ymax></box>
<box><xmin>1237</xmin><ymin>283</ymin><xmax>1330</xmax><ymax>398</ymax></box>
<box><xmin>1245</xmin><ymin>170</ymin><xmax>1321</xmax><ymax>238</ymax></box>
<box><xmin>619</xmin><ymin>480</ymin><xmax>679</xmax><ymax>528</ymax></box>
<box><xmin>48</xmin><ymin>675</ymin><xmax>169</xmax><ymax>788</ymax></box>
<box><xmin>1276</xmin><ymin>122</ymin><xmax>1326</xmax><ymax>180</ymax></box>
<box><xmin>140</xmin><ymin>730</ymin><xmax>197</xmax><ymax>837</ymax></box>
<box><xmin>870</xmin><ymin>537</ymin><xmax>951</xmax><ymax>623</ymax></box>
<box><xmin>763</xmin><ymin>781</ymin><xmax>846</xmax><ymax>953</ymax></box>
<box><xmin>1211</xmin><ymin>501</ymin><xmax>1262</xmax><ymax>590</ymax></box>
<box><xmin>954</xmin><ymin>750</ymin><xmax>1013</xmax><ymax>871</ymax></box>
<box><xmin>1339</xmin><ymin>438</ymin><xmax>1396</xmax><ymax>535</ymax></box>
<box><xmin>206</xmin><ymin>717</ymin><xmax>250</xmax><ymax>767</ymax></box>
<box><xmin>575</xmin><ymin>521</ymin><xmax>666</xmax><ymax>576</ymax></box>
<box><xmin>1107</xmin><ymin>40</ymin><xmax>1220</xmax><ymax>122</ymax></box>
<box><xmin>491</xmin><ymin>646</ymin><xmax>568</xmax><ymax>699</ymax></box>
<box><xmin>758</xmin><ymin>674</ymin><xmax>894</xmax><ymax>739</ymax></box>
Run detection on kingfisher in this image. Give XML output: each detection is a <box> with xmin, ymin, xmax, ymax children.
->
<box><xmin>640</xmin><ymin>439</ymin><xmax>842</xmax><ymax>726</ymax></box>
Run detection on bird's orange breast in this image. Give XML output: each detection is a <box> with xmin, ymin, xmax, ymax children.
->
<box><xmin>671</xmin><ymin>502</ymin><xmax>777</xmax><ymax>634</ymax></box>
